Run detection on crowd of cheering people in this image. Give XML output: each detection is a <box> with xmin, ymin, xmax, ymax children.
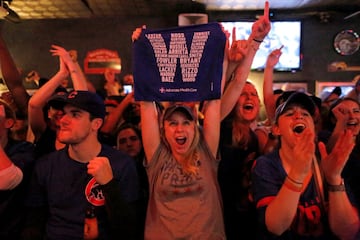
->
<box><xmin>0</xmin><ymin>1</ymin><xmax>360</xmax><ymax>240</ymax></box>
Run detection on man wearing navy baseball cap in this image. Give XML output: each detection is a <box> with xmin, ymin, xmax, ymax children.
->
<box><xmin>48</xmin><ymin>90</ymin><xmax>106</xmax><ymax>120</ymax></box>
<box><xmin>23</xmin><ymin>91</ymin><xmax>140</xmax><ymax>239</ymax></box>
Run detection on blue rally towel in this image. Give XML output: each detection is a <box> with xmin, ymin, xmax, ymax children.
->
<box><xmin>133</xmin><ymin>22</ymin><xmax>226</xmax><ymax>102</ymax></box>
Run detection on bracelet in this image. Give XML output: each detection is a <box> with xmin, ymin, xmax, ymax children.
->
<box><xmin>283</xmin><ymin>176</ymin><xmax>302</xmax><ymax>192</ymax></box>
<box><xmin>253</xmin><ymin>38</ymin><xmax>263</xmax><ymax>43</ymax></box>
<box><xmin>287</xmin><ymin>175</ymin><xmax>303</xmax><ymax>185</ymax></box>
<box><xmin>327</xmin><ymin>179</ymin><xmax>345</xmax><ymax>192</ymax></box>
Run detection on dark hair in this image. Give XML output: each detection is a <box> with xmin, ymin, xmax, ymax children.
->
<box><xmin>116</xmin><ymin>123</ymin><xmax>144</xmax><ymax>160</ymax></box>
<box><xmin>273</xmin><ymin>89</ymin><xmax>284</xmax><ymax>95</ymax></box>
<box><xmin>117</xmin><ymin>123</ymin><xmax>142</xmax><ymax>142</ymax></box>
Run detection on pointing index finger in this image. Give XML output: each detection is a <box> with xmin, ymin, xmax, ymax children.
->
<box><xmin>264</xmin><ymin>1</ymin><xmax>269</xmax><ymax>20</ymax></box>
<box><xmin>232</xmin><ymin>27</ymin><xmax>236</xmax><ymax>44</ymax></box>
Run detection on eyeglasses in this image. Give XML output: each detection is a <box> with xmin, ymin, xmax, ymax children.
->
<box><xmin>118</xmin><ymin>136</ymin><xmax>139</xmax><ymax>144</ymax></box>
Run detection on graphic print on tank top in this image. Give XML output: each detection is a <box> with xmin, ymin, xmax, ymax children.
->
<box><xmin>157</xmin><ymin>158</ymin><xmax>204</xmax><ymax>201</ymax></box>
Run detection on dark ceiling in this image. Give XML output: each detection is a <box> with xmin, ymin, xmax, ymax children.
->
<box><xmin>1</xmin><ymin>0</ymin><xmax>360</xmax><ymax>24</ymax></box>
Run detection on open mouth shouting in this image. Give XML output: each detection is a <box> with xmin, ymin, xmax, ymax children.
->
<box><xmin>243</xmin><ymin>103</ymin><xmax>254</xmax><ymax>111</ymax></box>
<box><xmin>292</xmin><ymin>123</ymin><xmax>306</xmax><ymax>134</ymax></box>
<box><xmin>175</xmin><ymin>136</ymin><xmax>187</xmax><ymax>145</ymax></box>
<box><xmin>346</xmin><ymin>118</ymin><xmax>360</xmax><ymax>133</ymax></box>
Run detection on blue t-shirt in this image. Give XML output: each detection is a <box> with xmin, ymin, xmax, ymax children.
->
<box><xmin>0</xmin><ymin>139</ymin><xmax>35</xmax><ymax>239</ymax></box>
<box><xmin>252</xmin><ymin>150</ymin><xmax>355</xmax><ymax>240</ymax></box>
<box><xmin>25</xmin><ymin>144</ymin><xmax>139</xmax><ymax>239</ymax></box>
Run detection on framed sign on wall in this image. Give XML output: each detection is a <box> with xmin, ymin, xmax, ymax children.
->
<box><xmin>84</xmin><ymin>49</ymin><xmax>121</xmax><ymax>74</ymax></box>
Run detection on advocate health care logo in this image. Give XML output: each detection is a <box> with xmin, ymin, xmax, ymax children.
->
<box><xmin>85</xmin><ymin>177</ymin><xmax>105</xmax><ymax>206</ymax></box>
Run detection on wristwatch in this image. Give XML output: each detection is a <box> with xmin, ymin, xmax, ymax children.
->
<box><xmin>327</xmin><ymin>178</ymin><xmax>345</xmax><ymax>192</ymax></box>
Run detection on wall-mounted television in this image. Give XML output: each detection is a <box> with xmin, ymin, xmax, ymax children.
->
<box><xmin>220</xmin><ymin>21</ymin><xmax>302</xmax><ymax>72</ymax></box>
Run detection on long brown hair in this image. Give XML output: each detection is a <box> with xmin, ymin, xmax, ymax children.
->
<box><xmin>229</xmin><ymin>81</ymin><xmax>259</xmax><ymax>149</ymax></box>
<box><xmin>231</xmin><ymin>121</ymin><xmax>251</xmax><ymax>149</ymax></box>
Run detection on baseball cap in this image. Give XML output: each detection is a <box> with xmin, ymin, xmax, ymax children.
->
<box><xmin>48</xmin><ymin>90</ymin><xmax>106</xmax><ymax>119</ymax></box>
<box><xmin>275</xmin><ymin>92</ymin><xmax>316</xmax><ymax>122</ymax></box>
<box><xmin>47</xmin><ymin>91</ymin><xmax>68</xmax><ymax>109</ymax></box>
<box><xmin>275</xmin><ymin>90</ymin><xmax>296</xmax><ymax>108</ymax></box>
<box><xmin>163</xmin><ymin>104</ymin><xmax>195</xmax><ymax>122</ymax></box>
